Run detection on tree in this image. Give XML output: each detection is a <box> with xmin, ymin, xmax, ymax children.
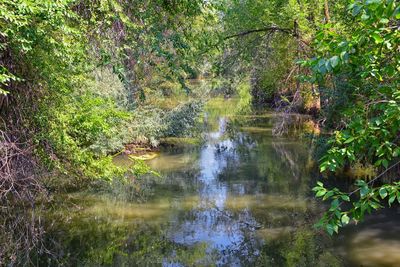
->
<box><xmin>306</xmin><ymin>0</ymin><xmax>400</xmax><ymax>235</ymax></box>
<box><xmin>213</xmin><ymin>0</ymin><xmax>328</xmax><ymax>111</ymax></box>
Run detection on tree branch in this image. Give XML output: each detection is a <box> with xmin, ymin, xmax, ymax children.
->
<box><xmin>224</xmin><ymin>26</ymin><xmax>294</xmax><ymax>40</ymax></box>
<box><xmin>324</xmin><ymin>0</ymin><xmax>331</xmax><ymax>23</ymax></box>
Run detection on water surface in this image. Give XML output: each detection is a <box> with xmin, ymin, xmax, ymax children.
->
<box><xmin>38</xmin><ymin>100</ymin><xmax>400</xmax><ymax>266</ymax></box>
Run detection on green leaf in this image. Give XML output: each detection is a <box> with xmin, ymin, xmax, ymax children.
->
<box><xmin>369</xmin><ymin>201</ymin><xmax>381</xmax><ymax>210</ymax></box>
<box><xmin>389</xmin><ymin>195</ymin><xmax>396</xmax><ymax>206</ymax></box>
<box><xmin>366</xmin><ymin>0</ymin><xmax>381</xmax><ymax>4</ymax></box>
<box><xmin>352</xmin><ymin>4</ymin><xmax>362</xmax><ymax>16</ymax></box>
<box><xmin>344</xmin><ymin>136</ymin><xmax>355</xmax><ymax>144</ymax></box>
<box><xmin>320</xmin><ymin>164</ymin><xmax>327</xmax><ymax>172</ymax></box>
<box><xmin>341</xmin><ymin>214</ymin><xmax>350</xmax><ymax>225</ymax></box>
<box><xmin>330</xmin><ymin>56</ymin><xmax>340</xmax><ymax>69</ymax></box>
<box><xmin>371</xmin><ymin>33</ymin><xmax>383</xmax><ymax>44</ymax></box>
<box><xmin>379</xmin><ymin>18</ymin><xmax>389</xmax><ymax>24</ymax></box>
<box><xmin>361</xmin><ymin>13</ymin><xmax>370</xmax><ymax>20</ymax></box>
<box><xmin>312</xmin><ymin>186</ymin><xmax>320</xmax><ymax>192</ymax></box>
<box><xmin>330</xmin><ymin>199</ymin><xmax>340</xmax><ymax>210</ymax></box>
<box><xmin>393</xmin><ymin>6</ymin><xmax>400</xmax><ymax>19</ymax></box>
<box><xmin>392</xmin><ymin>148</ymin><xmax>400</xmax><ymax>157</ymax></box>
<box><xmin>316</xmin><ymin>189</ymin><xmax>327</xmax><ymax>197</ymax></box>
<box><xmin>360</xmin><ymin>186</ymin><xmax>370</xmax><ymax>197</ymax></box>
<box><xmin>323</xmin><ymin>190</ymin><xmax>335</xmax><ymax>200</ymax></box>
<box><xmin>326</xmin><ymin>224</ymin><xmax>334</xmax><ymax>236</ymax></box>
<box><xmin>382</xmin><ymin>159</ymin><xmax>389</xmax><ymax>169</ymax></box>
<box><xmin>0</xmin><ymin>88</ymin><xmax>9</xmax><ymax>95</ymax></box>
<box><xmin>341</xmin><ymin>195</ymin><xmax>350</xmax><ymax>202</ymax></box>
<box><xmin>379</xmin><ymin>187</ymin><xmax>387</xmax><ymax>198</ymax></box>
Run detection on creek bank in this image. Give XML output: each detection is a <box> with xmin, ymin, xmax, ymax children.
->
<box><xmin>120</xmin><ymin>137</ymin><xmax>204</xmax><ymax>161</ymax></box>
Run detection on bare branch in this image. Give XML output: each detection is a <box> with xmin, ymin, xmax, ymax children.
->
<box><xmin>224</xmin><ymin>26</ymin><xmax>294</xmax><ymax>40</ymax></box>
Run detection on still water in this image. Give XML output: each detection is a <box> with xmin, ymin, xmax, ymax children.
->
<box><xmin>38</xmin><ymin>100</ymin><xmax>400</xmax><ymax>266</ymax></box>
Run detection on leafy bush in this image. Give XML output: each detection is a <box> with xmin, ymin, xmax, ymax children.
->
<box><xmin>163</xmin><ymin>99</ymin><xmax>204</xmax><ymax>137</ymax></box>
<box><xmin>305</xmin><ymin>0</ymin><xmax>400</xmax><ymax>234</ymax></box>
<box><xmin>89</xmin><ymin>67</ymin><xmax>133</xmax><ymax>110</ymax></box>
<box><xmin>0</xmin><ymin>0</ymin><xmax>211</xmax><ymax>264</ymax></box>
<box><xmin>123</xmin><ymin>99</ymin><xmax>205</xmax><ymax>147</ymax></box>
<box><xmin>128</xmin><ymin>107</ymin><xmax>167</xmax><ymax>146</ymax></box>
<box><xmin>38</xmin><ymin>93</ymin><xmax>130</xmax><ymax>181</ymax></box>
<box><xmin>237</xmin><ymin>78</ymin><xmax>253</xmax><ymax>114</ymax></box>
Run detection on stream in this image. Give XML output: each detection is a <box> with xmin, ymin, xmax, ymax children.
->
<box><xmin>37</xmin><ymin>100</ymin><xmax>400</xmax><ymax>266</ymax></box>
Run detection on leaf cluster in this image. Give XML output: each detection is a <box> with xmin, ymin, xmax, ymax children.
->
<box><xmin>313</xmin><ymin>180</ymin><xmax>400</xmax><ymax>235</ymax></box>
<box><xmin>305</xmin><ymin>0</ymin><xmax>400</xmax><ymax>234</ymax></box>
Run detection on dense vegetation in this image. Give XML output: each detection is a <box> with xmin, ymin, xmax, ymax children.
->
<box><xmin>309</xmin><ymin>0</ymin><xmax>400</xmax><ymax>234</ymax></box>
<box><xmin>0</xmin><ymin>0</ymin><xmax>399</xmax><ymax>264</ymax></box>
<box><xmin>0</xmin><ymin>0</ymin><xmax>211</xmax><ymax>263</ymax></box>
<box><xmin>216</xmin><ymin>0</ymin><xmax>400</xmax><ymax>235</ymax></box>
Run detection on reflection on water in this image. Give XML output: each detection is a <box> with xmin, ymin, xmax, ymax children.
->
<box><xmin>336</xmin><ymin>209</ymin><xmax>400</xmax><ymax>267</ymax></box>
<box><xmin>35</xmin><ymin>100</ymin><xmax>400</xmax><ymax>266</ymax></box>
<box><xmin>161</xmin><ymin>117</ymin><xmax>262</xmax><ymax>266</ymax></box>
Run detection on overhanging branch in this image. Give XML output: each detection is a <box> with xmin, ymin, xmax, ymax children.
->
<box><xmin>224</xmin><ymin>26</ymin><xmax>294</xmax><ymax>40</ymax></box>
<box><xmin>197</xmin><ymin>24</ymin><xmax>309</xmax><ymax>56</ymax></box>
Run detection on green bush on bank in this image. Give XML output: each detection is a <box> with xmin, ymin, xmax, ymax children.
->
<box><xmin>0</xmin><ymin>0</ymin><xmax>207</xmax><ymax>184</ymax></box>
<box><xmin>37</xmin><ymin>93</ymin><xmax>130</xmax><ymax>182</ymax></box>
<box><xmin>0</xmin><ymin>0</ymin><xmax>209</xmax><ymax>264</ymax></box>
<box><xmin>306</xmin><ymin>0</ymin><xmax>400</xmax><ymax>234</ymax></box>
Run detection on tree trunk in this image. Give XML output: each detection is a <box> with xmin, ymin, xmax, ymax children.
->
<box><xmin>324</xmin><ymin>0</ymin><xmax>331</xmax><ymax>23</ymax></box>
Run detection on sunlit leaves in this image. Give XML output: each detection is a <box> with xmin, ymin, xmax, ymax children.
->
<box><xmin>0</xmin><ymin>67</ymin><xmax>18</xmax><ymax>95</ymax></box>
<box><xmin>309</xmin><ymin>0</ymin><xmax>400</xmax><ymax>177</ymax></box>
<box><xmin>313</xmin><ymin>180</ymin><xmax>400</xmax><ymax>235</ymax></box>
<box><xmin>370</xmin><ymin>32</ymin><xmax>383</xmax><ymax>43</ymax></box>
<box><xmin>311</xmin><ymin>0</ymin><xmax>400</xmax><ymax>232</ymax></box>
<box><xmin>341</xmin><ymin>214</ymin><xmax>350</xmax><ymax>225</ymax></box>
<box><xmin>0</xmin><ymin>0</ymin><xmax>73</xmax><ymax>94</ymax></box>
